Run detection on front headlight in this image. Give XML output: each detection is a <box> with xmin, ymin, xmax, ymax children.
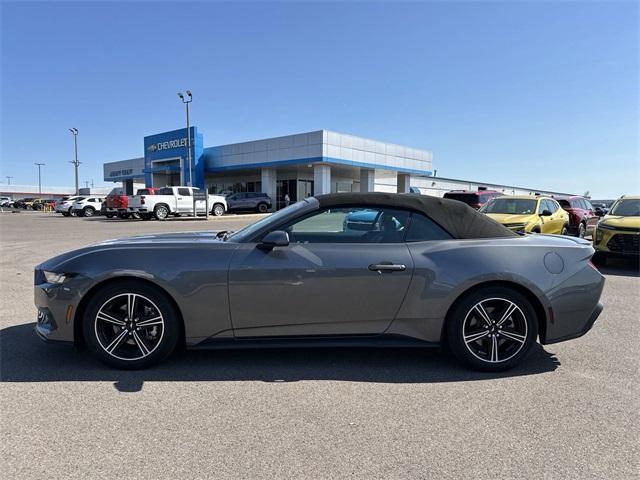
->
<box><xmin>43</xmin><ymin>271</ymin><xmax>68</xmax><ymax>284</ymax></box>
<box><xmin>595</xmin><ymin>228</ymin><xmax>603</xmax><ymax>243</ymax></box>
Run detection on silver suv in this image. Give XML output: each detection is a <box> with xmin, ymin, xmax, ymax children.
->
<box><xmin>225</xmin><ymin>192</ymin><xmax>272</xmax><ymax>213</ymax></box>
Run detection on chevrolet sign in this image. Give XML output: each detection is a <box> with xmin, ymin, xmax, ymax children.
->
<box><xmin>147</xmin><ymin>138</ymin><xmax>188</xmax><ymax>152</ymax></box>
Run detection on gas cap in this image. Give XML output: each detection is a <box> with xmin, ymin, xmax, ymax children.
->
<box><xmin>544</xmin><ymin>252</ymin><xmax>564</xmax><ymax>274</ymax></box>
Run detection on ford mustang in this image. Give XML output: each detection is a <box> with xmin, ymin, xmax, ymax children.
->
<box><xmin>34</xmin><ymin>193</ymin><xmax>604</xmax><ymax>371</ymax></box>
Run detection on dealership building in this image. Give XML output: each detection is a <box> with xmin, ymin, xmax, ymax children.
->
<box><xmin>103</xmin><ymin>127</ymin><xmax>574</xmax><ymax>208</ymax></box>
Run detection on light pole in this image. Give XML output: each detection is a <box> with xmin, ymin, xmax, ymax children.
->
<box><xmin>34</xmin><ymin>163</ymin><xmax>45</xmax><ymax>194</ymax></box>
<box><xmin>177</xmin><ymin>91</ymin><xmax>193</xmax><ymax>187</ymax></box>
<box><xmin>69</xmin><ymin>128</ymin><xmax>80</xmax><ymax>194</ymax></box>
<box><xmin>6</xmin><ymin>176</ymin><xmax>13</xmax><ymax>185</ymax></box>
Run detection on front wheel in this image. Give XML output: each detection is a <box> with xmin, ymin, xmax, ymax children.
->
<box><xmin>561</xmin><ymin>224</ymin><xmax>569</xmax><ymax>236</ymax></box>
<box><xmin>212</xmin><ymin>203</ymin><xmax>225</xmax><ymax>216</ymax></box>
<box><xmin>577</xmin><ymin>223</ymin><xmax>586</xmax><ymax>238</ymax></box>
<box><xmin>82</xmin><ymin>281</ymin><xmax>181</xmax><ymax>369</ymax></box>
<box><xmin>446</xmin><ymin>286</ymin><xmax>538</xmax><ymax>371</ymax></box>
<box><xmin>83</xmin><ymin>206</ymin><xmax>96</xmax><ymax>217</ymax></box>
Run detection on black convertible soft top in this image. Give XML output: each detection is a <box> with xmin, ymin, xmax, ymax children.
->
<box><xmin>316</xmin><ymin>192</ymin><xmax>516</xmax><ymax>239</ymax></box>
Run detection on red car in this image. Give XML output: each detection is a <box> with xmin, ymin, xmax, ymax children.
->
<box><xmin>105</xmin><ymin>187</ymin><xmax>159</xmax><ymax>219</ymax></box>
<box><xmin>556</xmin><ymin>196</ymin><xmax>598</xmax><ymax>238</ymax></box>
<box><xmin>443</xmin><ymin>189</ymin><xmax>502</xmax><ymax>209</ymax></box>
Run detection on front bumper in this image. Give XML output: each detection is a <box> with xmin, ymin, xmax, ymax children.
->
<box><xmin>593</xmin><ymin>228</ymin><xmax>640</xmax><ymax>257</ymax></box>
<box><xmin>34</xmin><ymin>280</ymin><xmax>81</xmax><ymax>345</ymax></box>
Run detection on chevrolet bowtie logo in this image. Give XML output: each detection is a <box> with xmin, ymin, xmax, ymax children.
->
<box><xmin>147</xmin><ymin>144</ymin><xmax>158</xmax><ymax>152</ymax></box>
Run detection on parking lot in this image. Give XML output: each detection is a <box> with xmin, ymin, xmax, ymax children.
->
<box><xmin>1</xmin><ymin>211</ymin><xmax>638</xmax><ymax>479</ymax></box>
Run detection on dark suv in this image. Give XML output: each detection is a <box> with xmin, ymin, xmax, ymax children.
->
<box><xmin>225</xmin><ymin>192</ymin><xmax>272</xmax><ymax>213</ymax></box>
<box><xmin>443</xmin><ymin>190</ymin><xmax>502</xmax><ymax>209</ymax></box>
<box><xmin>556</xmin><ymin>196</ymin><xmax>598</xmax><ymax>238</ymax></box>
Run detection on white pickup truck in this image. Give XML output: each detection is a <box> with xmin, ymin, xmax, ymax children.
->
<box><xmin>128</xmin><ymin>186</ymin><xmax>227</xmax><ymax>220</ymax></box>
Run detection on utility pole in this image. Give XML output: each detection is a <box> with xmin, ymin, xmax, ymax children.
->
<box><xmin>69</xmin><ymin>128</ymin><xmax>80</xmax><ymax>194</ymax></box>
<box><xmin>6</xmin><ymin>176</ymin><xmax>13</xmax><ymax>185</ymax></box>
<box><xmin>34</xmin><ymin>163</ymin><xmax>45</xmax><ymax>194</ymax></box>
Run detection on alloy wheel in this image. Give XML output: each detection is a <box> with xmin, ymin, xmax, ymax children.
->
<box><xmin>155</xmin><ymin>206</ymin><xmax>169</xmax><ymax>220</ymax></box>
<box><xmin>462</xmin><ymin>297</ymin><xmax>528</xmax><ymax>364</ymax></box>
<box><xmin>94</xmin><ymin>293</ymin><xmax>165</xmax><ymax>361</ymax></box>
<box><xmin>213</xmin><ymin>204</ymin><xmax>224</xmax><ymax>216</ymax></box>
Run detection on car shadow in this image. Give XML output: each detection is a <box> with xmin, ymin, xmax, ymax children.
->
<box><xmin>1</xmin><ymin>323</ymin><xmax>560</xmax><ymax>392</ymax></box>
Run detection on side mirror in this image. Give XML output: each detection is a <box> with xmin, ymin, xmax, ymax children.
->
<box><xmin>540</xmin><ymin>209</ymin><xmax>552</xmax><ymax>216</ymax></box>
<box><xmin>258</xmin><ymin>230</ymin><xmax>289</xmax><ymax>250</ymax></box>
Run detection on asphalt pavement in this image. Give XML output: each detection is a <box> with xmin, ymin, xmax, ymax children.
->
<box><xmin>1</xmin><ymin>211</ymin><xmax>638</xmax><ymax>479</ymax></box>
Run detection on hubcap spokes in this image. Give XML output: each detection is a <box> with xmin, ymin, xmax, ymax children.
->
<box><xmin>95</xmin><ymin>293</ymin><xmax>164</xmax><ymax>361</ymax></box>
<box><xmin>463</xmin><ymin>297</ymin><xmax>527</xmax><ymax>364</ymax></box>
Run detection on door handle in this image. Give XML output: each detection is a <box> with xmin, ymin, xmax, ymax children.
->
<box><xmin>368</xmin><ymin>263</ymin><xmax>406</xmax><ymax>273</ymax></box>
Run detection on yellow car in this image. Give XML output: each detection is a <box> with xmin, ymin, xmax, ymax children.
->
<box><xmin>479</xmin><ymin>195</ymin><xmax>569</xmax><ymax>234</ymax></box>
<box><xmin>593</xmin><ymin>195</ymin><xmax>640</xmax><ymax>263</ymax></box>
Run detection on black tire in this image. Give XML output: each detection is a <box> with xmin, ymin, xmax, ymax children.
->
<box><xmin>257</xmin><ymin>202</ymin><xmax>269</xmax><ymax>213</ymax></box>
<box><xmin>154</xmin><ymin>204</ymin><xmax>169</xmax><ymax>220</ymax></box>
<box><xmin>69</xmin><ymin>207</ymin><xmax>77</xmax><ymax>217</ymax></box>
<box><xmin>105</xmin><ymin>213</ymin><xmax>115</xmax><ymax>219</ymax></box>
<box><xmin>446</xmin><ymin>286</ymin><xmax>538</xmax><ymax>372</ymax></box>
<box><xmin>577</xmin><ymin>223</ymin><xmax>586</xmax><ymax>238</ymax></box>
<box><xmin>561</xmin><ymin>224</ymin><xmax>569</xmax><ymax>236</ymax></box>
<box><xmin>82</xmin><ymin>280</ymin><xmax>181</xmax><ymax>369</ymax></box>
<box><xmin>531</xmin><ymin>227</ymin><xmax>540</xmax><ymax>234</ymax></box>
<box><xmin>83</xmin><ymin>206</ymin><xmax>96</xmax><ymax>217</ymax></box>
<box><xmin>212</xmin><ymin>203</ymin><xmax>225</xmax><ymax>216</ymax></box>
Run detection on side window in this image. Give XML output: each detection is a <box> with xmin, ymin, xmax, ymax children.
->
<box><xmin>178</xmin><ymin>188</ymin><xmax>191</xmax><ymax>196</ymax></box>
<box><xmin>158</xmin><ymin>187</ymin><xmax>173</xmax><ymax>195</ymax></box>
<box><xmin>550</xmin><ymin>200</ymin><xmax>559</xmax><ymax>213</ymax></box>
<box><xmin>405</xmin><ymin>213</ymin><xmax>452</xmax><ymax>242</ymax></box>
<box><xmin>583</xmin><ymin>199</ymin><xmax>593</xmax><ymax>211</ymax></box>
<box><xmin>280</xmin><ymin>207</ymin><xmax>410</xmax><ymax>244</ymax></box>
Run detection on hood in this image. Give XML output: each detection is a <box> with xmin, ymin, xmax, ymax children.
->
<box><xmin>599</xmin><ymin>215</ymin><xmax>640</xmax><ymax>229</ymax></box>
<box><xmin>485</xmin><ymin>213</ymin><xmax>536</xmax><ymax>224</ymax></box>
<box><xmin>37</xmin><ymin>231</ymin><xmax>228</xmax><ymax>272</ymax></box>
<box><xmin>95</xmin><ymin>231</ymin><xmax>224</xmax><ymax>246</ymax></box>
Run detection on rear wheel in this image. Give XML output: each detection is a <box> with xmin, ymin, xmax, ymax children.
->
<box><xmin>446</xmin><ymin>286</ymin><xmax>538</xmax><ymax>371</ymax></box>
<box><xmin>105</xmin><ymin>213</ymin><xmax>115</xmax><ymax>219</ymax></box>
<box><xmin>212</xmin><ymin>203</ymin><xmax>225</xmax><ymax>216</ymax></box>
<box><xmin>69</xmin><ymin>207</ymin><xmax>77</xmax><ymax>217</ymax></box>
<box><xmin>154</xmin><ymin>204</ymin><xmax>169</xmax><ymax>220</ymax></box>
<box><xmin>561</xmin><ymin>224</ymin><xmax>569</xmax><ymax>235</ymax></box>
<box><xmin>257</xmin><ymin>202</ymin><xmax>269</xmax><ymax>213</ymax></box>
<box><xmin>82</xmin><ymin>281</ymin><xmax>181</xmax><ymax>369</ymax></box>
<box><xmin>577</xmin><ymin>222</ymin><xmax>586</xmax><ymax>238</ymax></box>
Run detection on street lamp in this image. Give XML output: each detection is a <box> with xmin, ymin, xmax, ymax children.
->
<box><xmin>34</xmin><ymin>163</ymin><xmax>45</xmax><ymax>194</ymax></box>
<box><xmin>6</xmin><ymin>176</ymin><xmax>13</xmax><ymax>185</ymax></box>
<box><xmin>177</xmin><ymin>91</ymin><xmax>193</xmax><ymax>187</ymax></box>
<box><xmin>69</xmin><ymin>128</ymin><xmax>80</xmax><ymax>194</ymax></box>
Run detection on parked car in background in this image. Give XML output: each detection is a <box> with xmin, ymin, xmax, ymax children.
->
<box><xmin>593</xmin><ymin>195</ymin><xmax>640</xmax><ymax>264</ymax></box>
<box><xmin>71</xmin><ymin>197</ymin><xmax>104</xmax><ymax>217</ymax></box>
<box><xmin>556</xmin><ymin>196</ymin><xmax>598</xmax><ymax>238</ymax></box>
<box><xmin>480</xmin><ymin>195</ymin><xmax>569</xmax><ymax>235</ymax></box>
<box><xmin>55</xmin><ymin>196</ymin><xmax>82</xmax><ymax>216</ymax></box>
<box><xmin>33</xmin><ymin>198</ymin><xmax>57</xmax><ymax>211</ymax></box>
<box><xmin>225</xmin><ymin>192</ymin><xmax>272</xmax><ymax>213</ymax></box>
<box><xmin>0</xmin><ymin>197</ymin><xmax>11</xmax><ymax>206</ymax></box>
<box><xmin>443</xmin><ymin>190</ymin><xmax>502</xmax><ymax>209</ymax></box>
<box><xmin>128</xmin><ymin>186</ymin><xmax>227</xmax><ymax>220</ymax></box>
<box><xmin>104</xmin><ymin>187</ymin><xmax>158</xmax><ymax>219</ymax></box>
<box><xmin>16</xmin><ymin>197</ymin><xmax>37</xmax><ymax>209</ymax></box>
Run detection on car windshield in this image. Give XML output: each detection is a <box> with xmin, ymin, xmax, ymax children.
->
<box><xmin>444</xmin><ymin>193</ymin><xmax>479</xmax><ymax>205</ymax></box>
<box><xmin>227</xmin><ymin>200</ymin><xmax>312</xmax><ymax>242</ymax></box>
<box><xmin>481</xmin><ymin>198</ymin><xmax>537</xmax><ymax>214</ymax></box>
<box><xmin>609</xmin><ymin>199</ymin><xmax>640</xmax><ymax>216</ymax></box>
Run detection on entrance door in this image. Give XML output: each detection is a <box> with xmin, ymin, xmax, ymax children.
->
<box><xmin>228</xmin><ymin>206</ymin><xmax>414</xmax><ymax>337</ymax></box>
<box><xmin>298</xmin><ymin>179</ymin><xmax>313</xmax><ymax>200</ymax></box>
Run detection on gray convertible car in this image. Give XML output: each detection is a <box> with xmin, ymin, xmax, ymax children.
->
<box><xmin>34</xmin><ymin>193</ymin><xmax>604</xmax><ymax>371</ymax></box>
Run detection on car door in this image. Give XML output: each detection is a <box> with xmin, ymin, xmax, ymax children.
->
<box><xmin>176</xmin><ymin>187</ymin><xmax>192</xmax><ymax>212</ymax></box>
<box><xmin>228</xmin><ymin>206</ymin><xmax>415</xmax><ymax>337</ymax></box>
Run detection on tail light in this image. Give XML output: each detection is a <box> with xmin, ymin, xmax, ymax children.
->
<box><xmin>588</xmin><ymin>260</ymin><xmax>599</xmax><ymax>272</ymax></box>
<box><xmin>140</xmin><ymin>196</ymin><xmax>145</xmax><ymax>205</ymax></box>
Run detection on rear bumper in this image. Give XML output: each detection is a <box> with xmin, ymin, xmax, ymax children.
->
<box><xmin>540</xmin><ymin>265</ymin><xmax>605</xmax><ymax>344</ymax></box>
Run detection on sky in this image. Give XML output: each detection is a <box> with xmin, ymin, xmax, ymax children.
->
<box><xmin>1</xmin><ymin>1</ymin><xmax>638</xmax><ymax>198</ymax></box>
